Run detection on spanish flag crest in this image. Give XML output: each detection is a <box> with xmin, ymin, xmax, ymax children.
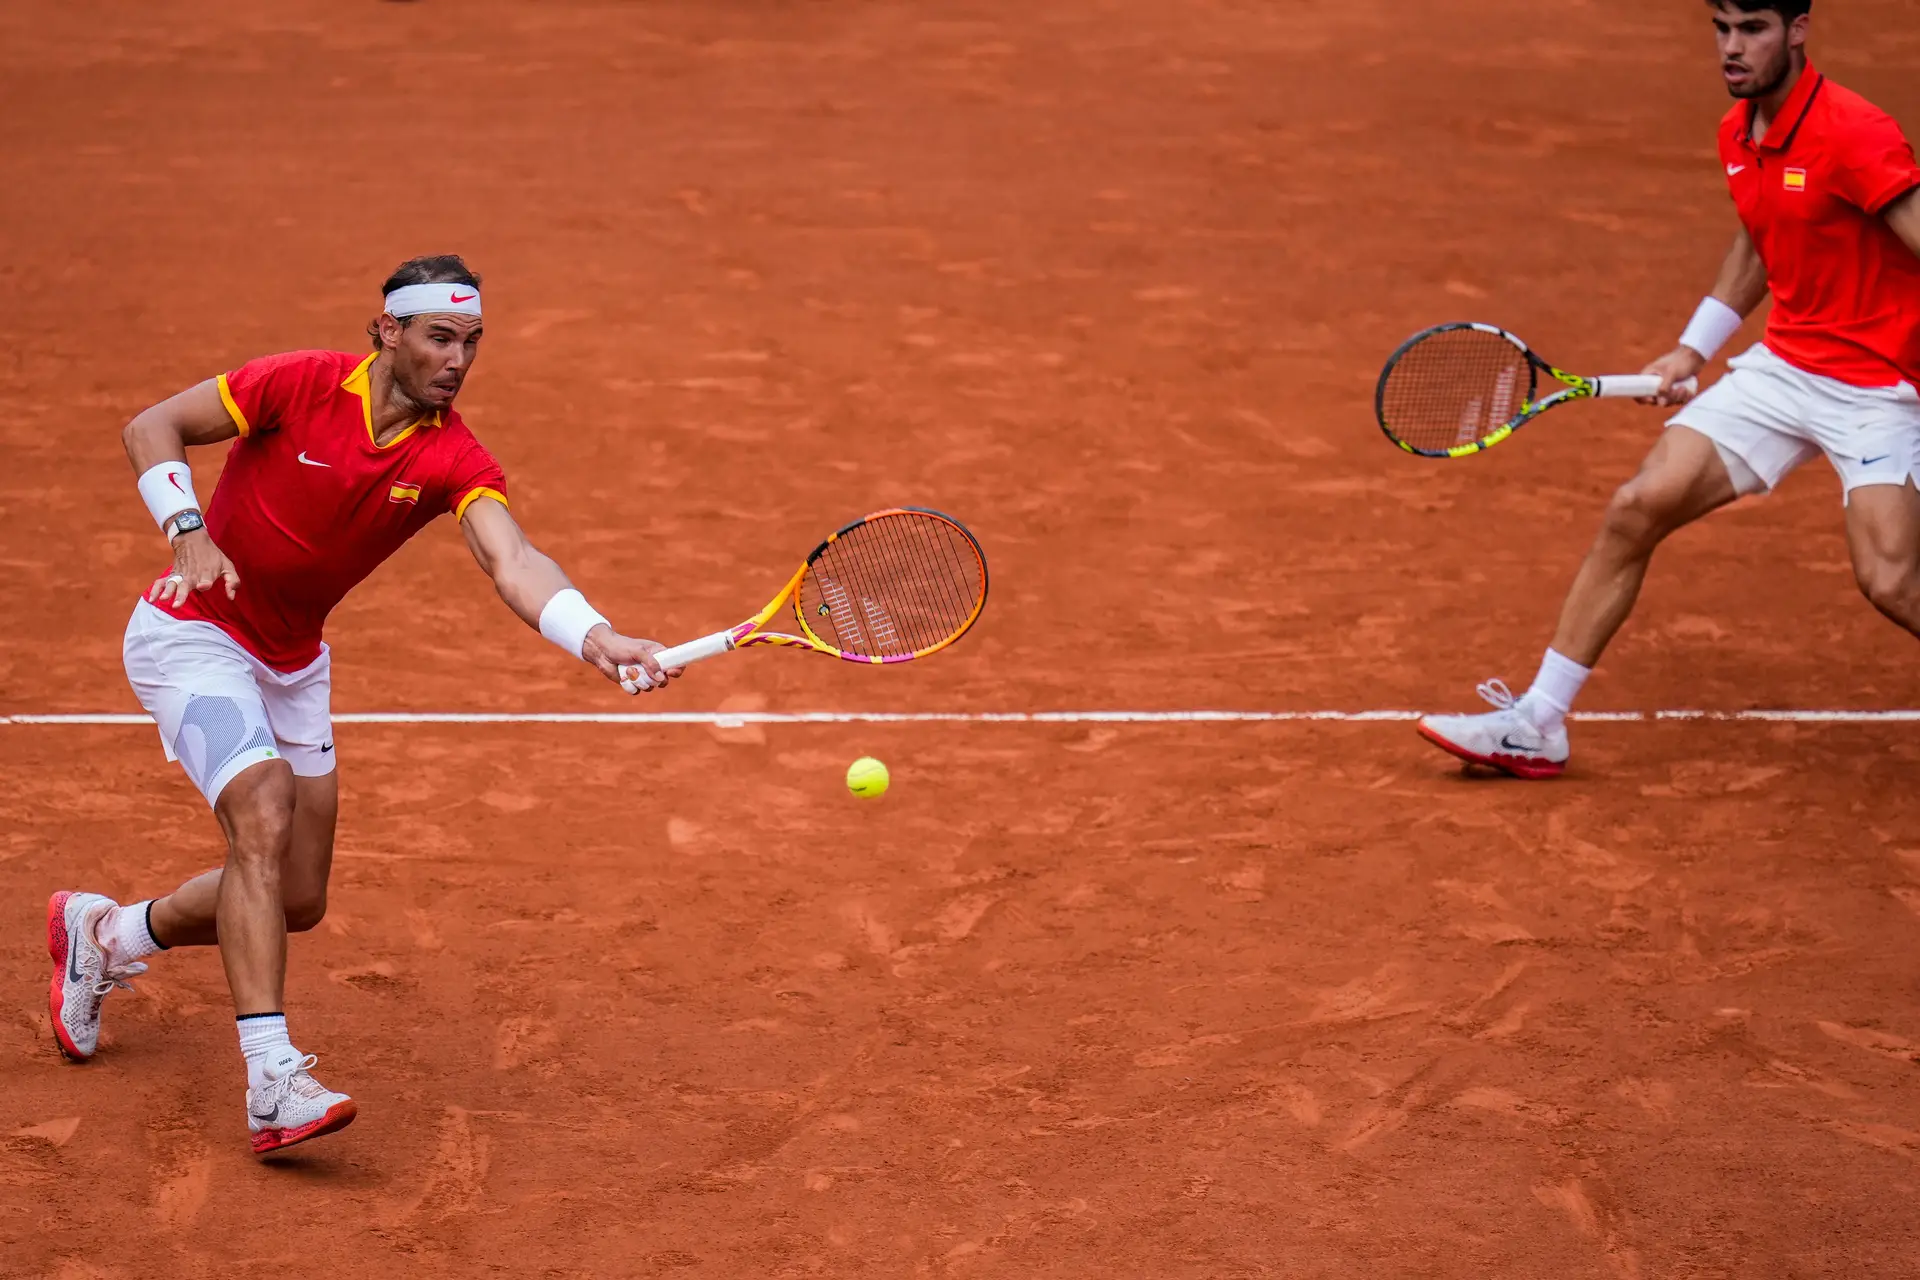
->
<box><xmin>1783</xmin><ymin>168</ymin><xmax>1807</xmax><ymax>191</ymax></box>
<box><xmin>389</xmin><ymin>481</ymin><xmax>422</xmax><ymax>505</ymax></box>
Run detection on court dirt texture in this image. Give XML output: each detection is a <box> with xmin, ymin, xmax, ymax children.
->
<box><xmin>4</xmin><ymin>1</ymin><xmax>1920</xmax><ymax>1276</ymax></box>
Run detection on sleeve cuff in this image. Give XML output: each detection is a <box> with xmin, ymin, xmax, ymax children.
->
<box><xmin>1864</xmin><ymin>175</ymin><xmax>1920</xmax><ymax>216</ymax></box>
<box><xmin>215</xmin><ymin>373</ymin><xmax>252</xmax><ymax>436</ymax></box>
<box><xmin>453</xmin><ymin>486</ymin><xmax>508</xmax><ymax>521</ymax></box>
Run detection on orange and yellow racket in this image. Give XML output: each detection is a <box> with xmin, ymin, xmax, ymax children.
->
<box><xmin>625</xmin><ymin>507</ymin><xmax>988</xmax><ymax>689</ymax></box>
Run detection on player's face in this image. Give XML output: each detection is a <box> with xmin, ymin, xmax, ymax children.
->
<box><xmin>1710</xmin><ymin>4</ymin><xmax>1807</xmax><ymax>100</ymax></box>
<box><xmin>389</xmin><ymin>314</ymin><xmax>483</xmax><ymax>409</ymax></box>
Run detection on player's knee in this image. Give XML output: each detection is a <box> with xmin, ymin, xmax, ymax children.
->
<box><xmin>284</xmin><ymin>890</ymin><xmax>327</xmax><ymax>933</ymax></box>
<box><xmin>1599</xmin><ymin>479</ymin><xmax>1674</xmax><ymax>550</ymax></box>
<box><xmin>219</xmin><ymin>763</ymin><xmax>297</xmax><ymax>863</ymax></box>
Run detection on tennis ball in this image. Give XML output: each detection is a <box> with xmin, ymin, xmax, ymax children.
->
<box><xmin>846</xmin><ymin>756</ymin><xmax>890</xmax><ymax>798</ymax></box>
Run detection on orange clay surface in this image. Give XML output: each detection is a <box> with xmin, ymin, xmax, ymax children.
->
<box><xmin>4</xmin><ymin>1</ymin><xmax>1920</xmax><ymax>1276</ymax></box>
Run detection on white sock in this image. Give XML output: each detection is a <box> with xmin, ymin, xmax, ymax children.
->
<box><xmin>98</xmin><ymin>900</ymin><xmax>165</xmax><ymax>964</ymax></box>
<box><xmin>237</xmin><ymin>1014</ymin><xmax>293</xmax><ymax>1093</ymax></box>
<box><xmin>1518</xmin><ymin>648</ymin><xmax>1590</xmax><ymax>733</ymax></box>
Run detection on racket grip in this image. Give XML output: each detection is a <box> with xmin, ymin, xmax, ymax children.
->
<box><xmin>1595</xmin><ymin>374</ymin><xmax>1699</xmax><ymax>399</ymax></box>
<box><xmin>651</xmin><ymin>629</ymin><xmax>736</xmax><ymax>670</ymax></box>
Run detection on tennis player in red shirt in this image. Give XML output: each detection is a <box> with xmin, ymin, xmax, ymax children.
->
<box><xmin>47</xmin><ymin>255</ymin><xmax>679</xmax><ymax>1153</ymax></box>
<box><xmin>1421</xmin><ymin>0</ymin><xmax>1920</xmax><ymax>778</ymax></box>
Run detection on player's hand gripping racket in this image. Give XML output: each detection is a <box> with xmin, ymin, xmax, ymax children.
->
<box><xmin>1375</xmin><ymin>323</ymin><xmax>1696</xmax><ymax>459</ymax></box>
<box><xmin>622</xmin><ymin>506</ymin><xmax>988</xmax><ymax>692</ymax></box>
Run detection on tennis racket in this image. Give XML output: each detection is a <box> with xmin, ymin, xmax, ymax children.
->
<box><xmin>1375</xmin><ymin>323</ymin><xmax>1694</xmax><ymax>459</ymax></box>
<box><xmin>622</xmin><ymin>506</ymin><xmax>988</xmax><ymax>691</ymax></box>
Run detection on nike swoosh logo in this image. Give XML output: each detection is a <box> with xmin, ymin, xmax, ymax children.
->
<box><xmin>1498</xmin><ymin>735</ymin><xmax>1537</xmax><ymax>753</ymax></box>
<box><xmin>168</xmin><ymin>474</ymin><xmax>187</xmax><ymax>493</ymax></box>
<box><xmin>296</xmin><ymin>452</ymin><xmax>330</xmax><ymax>468</ymax></box>
<box><xmin>321</xmin><ymin>743</ymin><xmax>334</xmax><ymax>753</ymax></box>
<box><xmin>1862</xmin><ymin>454</ymin><xmax>1892</xmax><ymax>465</ymax></box>
<box><xmin>250</xmin><ymin>1102</ymin><xmax>280</xmax><ymax>1123</ymax></box>
<box><xmin>450</xmin><ymin>292</ymin><xmax>477</xmax><ymax>303</ymax></box>
<box><xmin>67</xmin><ymin>939</ymin><xmax>87</xmax><ymax>986</ymax></box>
<box><xmin>1726</xmin><ymin>164</ymin><xmax>1746</xmax><ymax>175</ymax></box>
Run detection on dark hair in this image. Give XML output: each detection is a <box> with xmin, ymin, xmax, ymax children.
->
<box><xmin>367</xmin><ymin>254</ymin><xmax>482</xmax><ymax>350</ymax></box>
<box><xmin>1711</xmin><ymin>0</ymin><xmax>1811</xmax><ymax>19</ymax></box>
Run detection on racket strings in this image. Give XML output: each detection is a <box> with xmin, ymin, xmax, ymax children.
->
<box><xmin>1379</xmin><ymin>328</ymin><xmax>1536</xmax><ymax>454</ymax></box>
<box><xmin>800</xmin><ymin>512</ymin><xmax>985</xmax><ymax>658</ymax></box>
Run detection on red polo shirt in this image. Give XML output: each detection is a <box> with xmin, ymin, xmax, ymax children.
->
<box><xmin>1719</xmin><ymin>64</ymin><xmax>1920</xmax><ymax>388</ymax></box>
<box><xmin>152</xmin><ymin>350</ymin><xmax>509</xmax><ymax>671</ymax></box>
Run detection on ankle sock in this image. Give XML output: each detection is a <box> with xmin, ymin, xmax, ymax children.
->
<box><xmin>99</xmin><ymin>900</ymin><xmax>166</xmax><ymax>964</ymax></box>
<box><xmin>237</xmin><ymin>1013</ymin><xmax>293</xmax><ymax>1093</ymax></box>
<box><xmin>1519</xmin><ymin>648</ymin><xmax>1590</xmax><ymax>733</ymax></box>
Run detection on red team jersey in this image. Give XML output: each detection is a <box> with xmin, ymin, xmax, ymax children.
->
<box><xmin>1718</xmin><ymin>64</ymin><xmax>1920</xmax><ymax>388</ymax></box>
<box><xmin>153</xmin><ymin>350</ymin><xmax>508</xmax><ymax>671</ymax></box>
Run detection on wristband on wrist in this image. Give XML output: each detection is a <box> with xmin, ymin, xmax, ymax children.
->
<box><xmin>1678</xmin><ymin>296</ymin><xmax>1742</xmax><ymax>362</ymax></box>
<box><xmin>538</xmin><ymin>588</ymin><xmax>612</xmax><ymax>660</ymax></box>
<box><xmin>137</xmin><ymin>461</ymin><xmax>199</xmax><ymax>530</ymax></box>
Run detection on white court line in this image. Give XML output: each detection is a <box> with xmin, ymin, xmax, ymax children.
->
<box><xmin>3</xmin><ymin>710</ymin><xmax>1920</xmax><ymax>726</ymax></box>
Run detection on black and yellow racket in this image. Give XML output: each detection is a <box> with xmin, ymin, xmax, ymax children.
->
<box><xmin>623</xmin><ymin>507</ymin><xmax>987</xmax><ymax>690</ymax></box>
<box><xmin>1376</xmin><ymin>323</ymin><xmax>1691</xmax><ymax>459</ymax></box>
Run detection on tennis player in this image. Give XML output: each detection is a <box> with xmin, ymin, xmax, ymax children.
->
<box><xmin>47</xmin><ymin>255</ymin><xmax>678</xmax><ymax>1153</ymax></box>
<box><xmin>1420</xmin><ymin>0</ymin><xmax>1920</xmax><ymax>777</ymax></box>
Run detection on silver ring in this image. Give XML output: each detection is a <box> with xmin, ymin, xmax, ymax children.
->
<box><xmin>165</xmin><ymin>574</ymin><xmax>184</xmax><ymax>585</ymax></box>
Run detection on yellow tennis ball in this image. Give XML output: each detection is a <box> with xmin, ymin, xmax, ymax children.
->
<box><xmin>846</xmin><ymin>756</ymin><xmax>890</xmax><ymax>798</ymax></box>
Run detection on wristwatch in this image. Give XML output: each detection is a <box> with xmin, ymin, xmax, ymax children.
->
<box><xmin>165</xmin><ymin>510</ymin><xmax>206</xmax><ymax>542</ymax></box>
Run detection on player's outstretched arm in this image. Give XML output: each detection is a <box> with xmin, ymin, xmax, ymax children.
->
<box><xmin>1639</xmin><ymin>228</ymin><xmax>1771</xmax><ymax>406</ymax></box>
<box><xmin>458</xmin><ymin>497</ymin><xmax>681</xmax><ymax>695</ymax></box>
<box><xmin>1884</xmin><ymin>188</ymin><xmax>1920</xmax><ymax>260</ymax></box>
<box><xmin>123</xmin><ymin>378</ymin><xmax>243</xmax><ymax>606</ymax></box>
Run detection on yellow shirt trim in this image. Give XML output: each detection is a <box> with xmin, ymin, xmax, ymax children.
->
<box><xmin>453</xmin><ymin>486</ymin><xmax>508</xmax><ymax>522</ymax></box>
<box><xmin>215</xmin><ymin>373</ymin><xmax>251</xmax><ymax>437</ymax></box>
<box><xmin>340</xmin><ymin>352</ymin><xmax>441</xmax><ymax>450</ymax></box>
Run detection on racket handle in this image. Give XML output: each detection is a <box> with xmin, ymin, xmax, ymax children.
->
<box><xmin>651</xmin><ymin>629</ymin><xmax>736</xmax><ymax>670</ymax></box>
<box><xmin>1594</xmin><ymin>374</ymin><xmax>1699</xmax><ymax>400</ymax></box>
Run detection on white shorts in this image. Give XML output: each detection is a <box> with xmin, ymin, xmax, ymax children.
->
<box><xmin>122</xmin><ymin>600</ymin><xmax>335</xmax><ymax>807</ymax></box>
<box><xmin>1668</xmin><ymin>343</ymin><xmax>1920</xmax><ymax>503</ymax></box>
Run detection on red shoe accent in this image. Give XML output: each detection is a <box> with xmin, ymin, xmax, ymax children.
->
<box><xmin>252</xmin><ymin>1099</ymin><xmax>358</xmax><ymax>1155</ymax></box>
<box><xmin>46</xmin><ymin>892</ymin><xmax>87</xmax><ymax>1062</ymax></box>
<box><xmin>1417</xmin><ymin>723</ymin><xmax>1565</xmax><ymax>780</ymax></box>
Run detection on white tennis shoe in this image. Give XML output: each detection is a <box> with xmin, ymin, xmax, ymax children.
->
<box><xmin>1418</xmin><ymin>679</ymin><xmax>1569</xmax><ymax>779</ymax></box>
<box><xmin>47</xmin><ymin>891</ymin><xmax>147</xmax><ymax>1061</ymax></box>
<box><xmin>247</xmin><ymin>1047</ymin><xmax>357</xmax><ymax>1155</ymax></box>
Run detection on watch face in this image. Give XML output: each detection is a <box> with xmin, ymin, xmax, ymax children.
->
<box><xmin>172</xmin><ymin>511</ymin><xmax>204</xmax><ymax>534</ymax></box>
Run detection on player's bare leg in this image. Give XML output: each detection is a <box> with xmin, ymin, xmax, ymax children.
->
<box><xmin>1545</xmin><ymin>426</ymin><xmax>1745</xmax><ymax>666</ymax></box>
<box><xmin>1843</xmin><ymin>480</ymin><xmax>1920</xmax><ymax>637</ymax></box>
<box><xmin>147</xmin><ymin>770</ymin><xmax>337</xmax><ymax>950</ymax></box>
<box><xmin>152</xmin><ymin>766</ymin><xmax>351</xmax><ymax>1151</ymax></box>
<box><xmin>1419</xmin><ymin>426</ymin><xmax>1744</xmax><ymax>777</ymax></box>
<box><xmin>78</xmin><ymin>763</ymin><xmax>355</xmax><ymax>1152</ymax></box>
<box><xmin>211</xmin><ymin>760</ymin><xmax>297</xmax><ymax>1011</ymax></box>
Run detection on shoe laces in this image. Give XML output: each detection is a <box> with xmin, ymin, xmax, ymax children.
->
<box><xmin>265</xmin><ymin>1054</ymin><xmax>328</xmax><ymax>1101</ymax></box>
<box><xmin>90</xmin><ymin>962</ymin><xmax>147</xmax><ymax>999</ymax></box>
<box><xmin>1475</xmin><ymin>678</ymin><xmax>1518</xmax><ymax>711</ymax></box>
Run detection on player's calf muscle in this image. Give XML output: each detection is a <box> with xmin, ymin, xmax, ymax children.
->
<box><xmin>283</xmin><ymin>887</ymin><xmax>327</xmax><ymax>933</ymax></box>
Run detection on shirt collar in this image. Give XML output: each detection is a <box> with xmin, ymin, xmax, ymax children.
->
<box><xmin>1745</xmin><ymin>60</ymin><xmax>1824</xmax><ymax>153</ymax></box>
<box><xmin>341</xmin><ymin>352</ymin><xmax>442</xmax><ymax>449</ymax></box>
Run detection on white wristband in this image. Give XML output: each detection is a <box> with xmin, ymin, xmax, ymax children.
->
<box><xmin>538</xmin><ymin>588</ymin><xmax>611</xmax><ymax>660</ymax></box>
<box><xmin>1678</xmin><ymin>296</ymin><xmax>1743</xmax><ymax>362</ymax></box>
<box><xmin>137</xmin><ymin>461</ymin><xmax>198</xmax><ymax>530</ymax></box>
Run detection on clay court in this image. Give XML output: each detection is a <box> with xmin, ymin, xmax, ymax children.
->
<box><xmin>5</xmin><ymin>0</ymin><xmax>1920</xmax><ymax>1275</ymax></box>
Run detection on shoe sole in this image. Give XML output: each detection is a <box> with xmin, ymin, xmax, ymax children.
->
<box><xmin>46</xmin><ymin>891</ymin><xmax>89</xmax><ymax>1062</ymax></box>
<box><xmin>1417</xmin><ymin>723</ymin><xmax>1566</xmax><ymax>780</ymax></box>
<box><xmin>252</xmin><ymin>1100</ymin><xmax>358</xmax><ymax>1155</ymax></box>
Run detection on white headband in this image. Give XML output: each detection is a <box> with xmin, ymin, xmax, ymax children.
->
<box><xmin>384</xmin><ymin>282</ymin><xmax>482</xmax><ymax>319</ymax></box>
